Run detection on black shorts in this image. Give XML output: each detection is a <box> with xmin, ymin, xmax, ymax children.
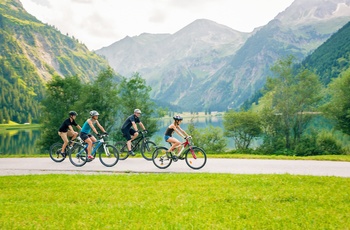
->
<box><xmin>121</xmin><ymin>129</ymin><xmax>136</xmax><ymax>141</ymax></box>
<box><xmin>80</xmin><ymin>132</ymin><xmax>92</xmax><ymax>141</ymax></box>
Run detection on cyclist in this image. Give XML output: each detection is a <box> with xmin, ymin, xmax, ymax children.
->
<box><xmin>58</xmin><ymin>111</ymin><xmax>81</xmax><ymax>157</ymax></box>
<box><xmin>80</xmin><ymin>110</ymin><xmax>107</xmax><ymax>160</ymax></box>
<box><xmin>121</xmin><ymin>109</ymin><xmax>147</xmax><ymax>156</ymax></box>
<box><xmin>164</xmin><ymin>115</ymin><xmax>190</xmax><ymax>154</ymax></box>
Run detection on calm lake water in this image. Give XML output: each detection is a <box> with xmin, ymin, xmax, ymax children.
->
<box><xmin>0</xmin><ymin>116</ymin><xmax>238</xmax><ymax>155</ymax></box>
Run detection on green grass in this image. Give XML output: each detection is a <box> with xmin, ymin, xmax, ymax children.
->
<box><xmin>0</xmin><ymin>174</ymin><xmax>349</xmax><ymax>229</ymax></box>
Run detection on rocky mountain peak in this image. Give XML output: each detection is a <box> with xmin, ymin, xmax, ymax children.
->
<box><xmin>275</xmin><ymin>0</ymin><xmax>350</xmax><ymax>25</ymax></box>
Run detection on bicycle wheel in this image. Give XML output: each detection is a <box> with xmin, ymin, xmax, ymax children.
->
<box><xmin>49</xmin><ymin>143</ymin><xmax>66</xmax><ymax>163</ymax></box>
<box><xmin>152</xmin><ymin>146</ymin><xmax>172</xmax><ymax>169</ymax></box>
<box><xmin>141</xmin><ymin>140</ymin><xmax>157</xmax><ymax>161</ymax></box>
<box><xmin>98</xmin><ymin>144</ymin><xmax>119</xmax><ymax>167</ymax></box>
<box><xmin>184</xmin><ymin>146</ymin><xmax>207</xmax><ymax>170</ymax></box>
<box><xmin>115</xmin><ymin>141</ymin><xmax>129</xmax><ymax>160</ymax></box>
<box><xmin>69</xmin><ymin>144</ymin><xmax>88</xmax><ymax>167</ymax></box>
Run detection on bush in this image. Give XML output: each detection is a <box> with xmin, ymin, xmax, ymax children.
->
<box><xmin>187</xmin><ymin>123</ymin><xmax>227</xmax><ymax>153</ymax></box>
<box><xmin>316</xmin><ymin>131</ymin><xmax>344</xmax><ymax>155</ymax></box>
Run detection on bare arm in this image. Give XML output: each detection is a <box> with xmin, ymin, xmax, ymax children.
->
<box><xmin>139</xmin><ymin>122</ymin><xmax>146</xmax><ymax>131</ymax></box>
<box><xmin>95</xmin><ymin>120</ymin><xmax>106</xmax><ymax>133</ymax></box>
<box><xmin>88</xmin><ymin>119</ymin><xmax>99</xmax><ymax>135</ymax></box>
<box><xmin>68</xmin><ymin>125</ymin><xmax>75</xmax><ymax>132</ymax></box>
<box><xmin>176</xmin><ymin>126</ymin><xmax>189</xmax><ymax>138</ymax></box>
<box><xmin>132</xmin><ymin>121</ymin><xmax>138</xmax><ymax>131</ymax></box>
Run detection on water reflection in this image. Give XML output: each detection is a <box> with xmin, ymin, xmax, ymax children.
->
<box><xmin>0</xmin><ymin>129</ymin><xmax>41</xmax><ymax>155</ymax></box>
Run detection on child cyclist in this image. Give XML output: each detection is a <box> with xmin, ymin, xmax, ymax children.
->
<box><xmin>164</xmin><ymin>115</ymin><xmax>190</xmax><ymax>154</ymax></box>
<box><xmin>80</xmin><ymin>110</ymin><xmax>107</xmax><ymax>160</ymax></box>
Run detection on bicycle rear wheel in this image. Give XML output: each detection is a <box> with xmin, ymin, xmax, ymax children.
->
<box><xmin>115</xmin><ymin>141</ymin><xmax>129</xmax><ymax>160</ymax></box>
<box><xmin>98</xmin><ymin>144</ymin><xmax>119</xmax><ymax>167</ymax></box>
<box><xmin>184</xmin><ymin>146</ymin><xmax>207</xmax><ymax>170</ymax></box>
<box><xmin>152</xmin><ymin>147</ymin><xmax>172</xmax><ymax>169</ymax></box>
<box><xmin>141</xmin><ymin>140</ymin><xmax>157</xmax><ymax>161</ymax></box>
<box><xmin>49</xmin><ymin>142</ymin><xmax>66</xmax><ymax>163</ymax></box>
<box><xmin>69</xmin><ymin>144</ymin><xmax>88</xmax><ymax>167</ymax></box>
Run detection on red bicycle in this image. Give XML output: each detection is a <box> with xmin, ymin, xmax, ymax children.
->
<box><xmin>152</xmin><ymin>136</ymin><xmax>207</xmax><ymax>170</ymax></box>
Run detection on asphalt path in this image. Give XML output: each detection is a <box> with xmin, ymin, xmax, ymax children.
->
<box><xmin>0</xmin><ymin>158</ymin><xmax>350</xmax><ymax>177</ymax></box>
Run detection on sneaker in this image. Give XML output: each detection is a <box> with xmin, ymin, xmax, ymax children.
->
<box><xmin>128</xmin><ymin>151</ymin><xmax>136</xmax><ymax>156</ymax></box>
<box><xmin>88</xmin><ymin>155</ymin><xmax>94</xmax><ymax>160</ymax></box>
<box><xmin>60</xmin><ymin>152</ymin><xmax>66</xmax><ymax>157</ymax></box>
<box><xmin>68</xmin><ymin>145</ymin><xmax>74</xmax><ymax>149</ymax></box>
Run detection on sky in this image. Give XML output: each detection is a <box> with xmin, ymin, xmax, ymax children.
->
<box><xmin>20</xmin><ymin>0</ymin><xmax>295</xmax><ymax>50</ymax></box>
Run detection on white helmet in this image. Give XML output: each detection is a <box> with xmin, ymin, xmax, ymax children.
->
<box><xmin>90</xmin><ymin>110</ymin><xmax>100</xmax><ymax>116</ymax></box>
<box><xmin>134</xmin><ymin>109</ymin><xmax>141</xmax><ymax>114</ymax></box>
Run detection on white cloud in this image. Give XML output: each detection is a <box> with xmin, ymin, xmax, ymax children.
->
<box><xmin>20</xmin><ymin>0</ymin><xmax>294</xmax><ymax>50</ymax></box>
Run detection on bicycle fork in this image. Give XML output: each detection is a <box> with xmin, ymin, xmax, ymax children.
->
<box><xmin>189</xmin><ymin>147</ymin><xmax>197</xmax><ymax>159</ymax></box>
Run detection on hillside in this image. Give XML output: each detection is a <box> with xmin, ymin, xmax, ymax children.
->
<box><xmin>0</xmin><ymin>0</ymin><xmax>111</xmax><ymax>123</ymax></box>
<box><xmin>302</xmin><ymin>21</ymin><xmax>350</xmax><ymax>84</ymax></box>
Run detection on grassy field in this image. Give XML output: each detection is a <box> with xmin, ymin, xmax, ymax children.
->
<box><xmin>0</xmin><ymin>123</ymin><xmax>41</xmax><ymax>131</ymax></box>
<box><xmin>0</xmin><ymin>174</ymin><xmax>349</xmax><ymax>229</ymax></box>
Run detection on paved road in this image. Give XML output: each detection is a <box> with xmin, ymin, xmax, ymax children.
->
<box><xmin>0</xmin><ymin>158</ymin><xmax>350</xmax><ymax>177</ymax></box>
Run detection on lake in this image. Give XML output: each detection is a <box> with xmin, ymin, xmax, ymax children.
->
<box><xmin>0</xmin><ymin>116</ymin><xmax>237</xmax><ymax>155</ymax></box>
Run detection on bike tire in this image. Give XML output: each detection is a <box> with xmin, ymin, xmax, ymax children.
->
<box><xmin>115</xmin><ymin>141</ymin><xmax>129</xmax><ymax>160</ymax></box>
<box><xmin>152</xmin><ymin>146</ymin><xmax>172</xmax><ymax>169</ymax></box>
<box><xmin>98</xmin><ymin>144</ymin><xmax>119</xmax><ymax>167</ymax></box>
<box><xmin>49</xmin><ymin>142</ymin><xmax>66</xmax><ymax>163</ymax></box>
<box><xmin>69</xmin><ymin>144</ymin><xmax>88</xmax><ymax>167</ymax></box>
<box><xmin>184</xmin><ymin>146</ymin><xmax>207</xmax><ymax>170</ymax></box>
<box><xmin>141</xmin><ymin>140</ymin><xmax>157</xmax><ymax>161</ymax></box>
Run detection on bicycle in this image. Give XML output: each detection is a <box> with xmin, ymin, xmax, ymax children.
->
<box><xmin>69</xmin><ymin>133</ymin><xmax>119</xmax><ymax>167</ymax></box>
<box><xmin>49</xmin><ymin>137</ymin><xmax>84</xmax><ymax>163</ymax></box>
<box><xmin>114</xmin><ymin>131</ymin><xmax>157</xmax><ymax>160</ymax></box>
<box><xmin>152</xmin><ymin>136</ymin><xmax>207</xmax><ymax>170</ymax></box>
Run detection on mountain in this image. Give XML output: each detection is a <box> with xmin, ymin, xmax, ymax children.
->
<box><xmin>97</xmin><ymin>0</ymin><xmax>350</xmax><ymax>111</ymax></box>
<box><xmin>0</xmin><ymin>0</ymin><xmax>111</xmax><ymax>123</ymax></box>
<box><xmin>97</xmin><ymin>19</ymin><xmax>250</xmax><ymax>109</ymax></box>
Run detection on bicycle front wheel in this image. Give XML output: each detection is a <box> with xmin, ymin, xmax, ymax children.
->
<box><xmin>69</xmin><ymin>144</ymin><xmax>88</xmax><ymax>167</ymax></box>
<box><xmin>184</xmin><ymin>146</ymin><xmax>207</xmax><ymax>170</ymax></box>
<box><xmin>49</xmin><ymin>143</ymin><xmax>66</xmax><ymax>163</ymax></box>
<box><xmin>99</xmin><ymin>144</ymin><xmax>119</xmax><ymax>167</ymax></box>
<box><xmin>115</xmin><ymin>141</ymin><xmax>129</xmax><ymax>160</ymax></box>
<box><xmin>152</xmin><ymin>147</ymin><xmax>172</xmax><ymax>169</ymax></box>
<box><xmin>141</xmin><ymin>140</ymin><xmax>157</xmax><ymax>161</ymax></box>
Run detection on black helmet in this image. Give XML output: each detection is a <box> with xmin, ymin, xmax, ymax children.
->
<box><xmin>69</xmin><ymin>111</ymin><xmax>78</xmax><ymax>116</ymax></box>
<box><xmin>173</xmin><ymin>115</ymin><xmax>183</xmax><ymax>121</ymax></box>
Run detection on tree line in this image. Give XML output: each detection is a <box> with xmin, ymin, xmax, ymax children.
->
<box><xmin>223</xmin><ymin>56</ymin><xmax>350</xmax><ymax>156</ymax></box>
<box><xmin>38</xmin><ymin>68</ymin><xmax>160</xmax><ymax>151</ymax></box>
<box><xmin>21</xmin><ymin>56</ymin><xmax>350</xmax><ymax>156</ymax></box>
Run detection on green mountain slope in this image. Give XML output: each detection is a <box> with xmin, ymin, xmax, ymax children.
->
<box><xmin>0</xmin><ymin>0</ymin><xmax>110</xmax><ymax>123</ymax></box>
<box><xmin>302</xmin><ymin>21</ymin><xmax>350</xmax><ymax>84</ymax></box>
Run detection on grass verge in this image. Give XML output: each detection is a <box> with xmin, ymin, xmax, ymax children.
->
<box><xmin>1</xmin><ymin>153</ymin><xmax>350</xmax><ymax>162</ymax></box>
<box><xmin>0</xmin><ymin>174</ymin><xmax>349</xmax><ymax>229</ymax></box>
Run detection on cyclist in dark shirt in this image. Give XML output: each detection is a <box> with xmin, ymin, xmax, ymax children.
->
<box><xmin>58</xmin><ymin>111</ymin><xmax>81</xmax><ymax>156</ymax></box>
<box><xmin>164</xmin><ymin>115</ymin><xmax>189</xmax><ymax>153</ymax></box>
<box><xmin>121</xmin><ymin>109</ymin><xmax>147</xmax><ymax>156</ymax></box>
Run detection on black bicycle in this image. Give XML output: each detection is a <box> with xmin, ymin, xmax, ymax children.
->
<box><xmin>49</xmin><ymin>137</ymin><xmax>84</xmax><ymax>163</ymax></box>
<box><xmin>114</xmin><ymin>131</ymin><xmax>157</xmax><ymax>160</ymax></box>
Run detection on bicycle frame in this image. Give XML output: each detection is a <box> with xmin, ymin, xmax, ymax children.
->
<box><xmin>173</xmin><ymin>137</ymin><xmax>197</xmax><ymax>159</ymax></box>
<box><xmin>78</xmin><ymin>134</ymin><xmax>109</xmax><ymax>156</ymax></box>
<box><xmin>131</xmin><ymin>131</ymin><xmax>148</xmax><ymax>149</ymax></box>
